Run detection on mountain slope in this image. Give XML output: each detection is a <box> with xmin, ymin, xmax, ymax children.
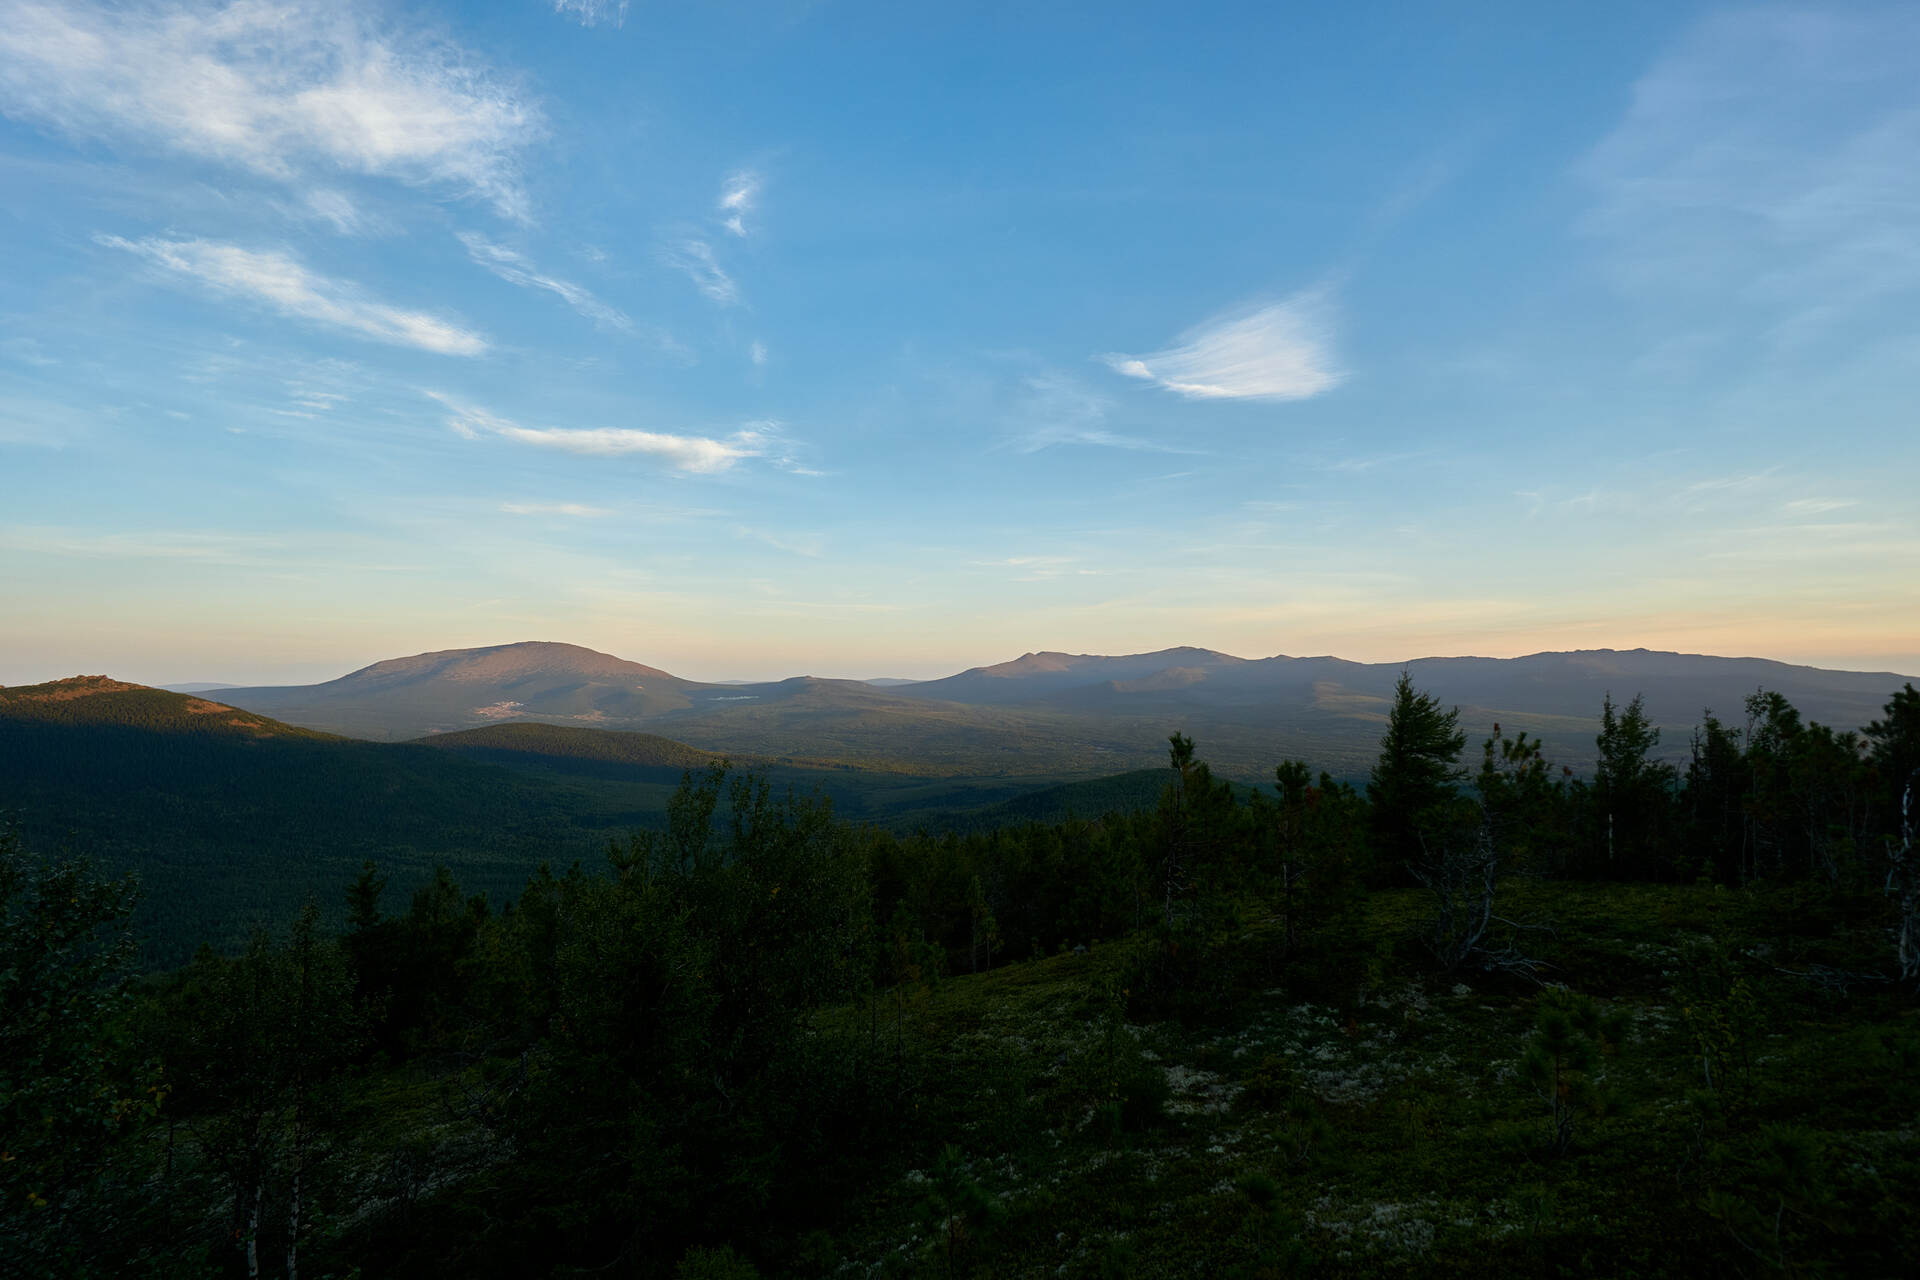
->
<box><xmin>416</xmin><ymin>721</ymin><xmax>725</xmax><ymax>771</ymax></box>
<box><xmin>0</xmin><ymin>676</ymin><xmax>334</xmax><ymax>739</ymax></box>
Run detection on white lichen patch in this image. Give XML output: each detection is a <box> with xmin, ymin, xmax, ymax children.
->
<box><xmin>1162</xmin><ymin>1063</ymin><xmax>1242</xmax><ymax>1115</ymax></box>
<box><xmin>1307</xmin><ymin>1195</ymin><xmax>1443</xmax><ymax>1257</ymax></box>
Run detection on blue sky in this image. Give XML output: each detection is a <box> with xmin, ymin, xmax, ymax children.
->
<box><xmin>2</xmin><ymin>1</ymin><xmax>1916</xmax><ymax>685</ymax></box>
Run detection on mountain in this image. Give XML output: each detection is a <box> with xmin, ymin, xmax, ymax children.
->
<box><xmin>215</xmin><ymin>641</ymin><xmax>711</xmax><ymax>739</ymax></box>
<box><xmin>207</xmin><ymin>641</ymin><xmax>1918</xmax><ymax>780</ymax></box>
<box><xmin>901</xmin><ymin>647</ymin><xmax>1251</xmax><ymax>705</ymax></box>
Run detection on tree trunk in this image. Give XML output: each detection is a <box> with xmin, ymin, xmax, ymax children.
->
<box><xmin>286</xmin><ymin>1136</ymin><xmax>302</xmax><ymax>1280</ymax></box>
<box><xmin>246</xmin><ymin>1173</ymin><xmax>263</xmax><ymax>1280</ymax></box>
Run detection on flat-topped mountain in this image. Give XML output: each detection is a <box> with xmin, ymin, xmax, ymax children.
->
<box><xmin>198</xmin><ymin>641</ymin><xmax>1919</xmax><ymax>778</ymax></box>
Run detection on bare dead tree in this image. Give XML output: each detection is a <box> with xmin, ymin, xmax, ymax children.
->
<box><xmin>1889</xmin><ymin>768</ymin><xmax>1920</xmax><ymax>985</ymax></box>
<box><xmin>1411</xmin><ymin>803</ymin><xmax>1551</xmax><ymax>980</ymax></box>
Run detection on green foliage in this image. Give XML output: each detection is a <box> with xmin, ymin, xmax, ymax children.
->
<box><xmin>1267</xmin><ymin>762</ymin><xmax>1371</xmax><ymax>985</ymax></box>
<box><xmin>1593</xmin><ymin>692</ymin><xmax>1679</xmax><ymax>879</ymax></box>
<box><xmin>674</xmin><ymin>1244</ymin><xmax>760</xmax><ymax>1279</ymax></box>
<box><xmin>151</xmin><ymin>901</ymin><xmax>363</xmax><ymax>1277</ymax></box>
<box><xmin>1476</xmin><ymin>724</ymin><xmax>1574</xmax><ymax>876</ymax></box>
<box><xmin>0</xmin><ymin>824</ymin><xmax>154</xmax><ymax>1276</ymax></box>
<box><xmin>919</xmin><ymin>1145</ymin><xmax>1006</xmax><ymax>1278</ymax></box>
<box><xmin>1674</xmin><ymin>939</ymin><xmax>1762</xmax><ymax>1108</ymax></box>
<box><xmin>1701</xmin><ymin>1125</ymin><xmax>1834</xmax><ymax>1276</ymax></box>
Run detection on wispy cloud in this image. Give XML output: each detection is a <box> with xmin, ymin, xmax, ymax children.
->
<box><xmin>1102</xmin><ymin>291</ymin><xmax>1342</xmax><ymax>401</ymax></box>
<box><xmin>457</xmin><ymin>232</ymin><xmax>631</xmax><ymax>331</ymax></box>
<box><xmin>749</xmin><ymin>340</ymin><xmax>767</xmax><ymax>366</ymax></box>
<box><xmin>1578</xmin><ymin>8</ymin><xmax>1920</xmax><ymax>346</ymax></box>
<box><xmin>736</xmin><ymin>526</ymin><xmax>824</xmax><ymax>557</ymax></box>
<box><xmin>664</xmin><ymin>239</ymin><xmax>738</xmax><ymax>305</ymax></box>
<box><xmin>551</xmin><ymin>1</ymin><xmax>629</xmax><ymax>28</ymax></box>
<box><xmin>294</xmin><ymin>189</ymin><xmax>368</xmax><ymax>236</ymax></box>
<box><xmin>732</xmin><ymin>419</ymin><xmax>825</xmax><ymax>476</ymax></box>
<box><xmin>100</xmin><ymin>234</ymin><xmax>488</xmax><ymax>356</ymax></box>
<box><xmin>971</xmin><ymin>554</ymin><xmax>1102</xmax><ymax>582</ymax></box>
<box><xmin>502</xmin><ymin>501</ymin><xmax>609</xmax><ymax>517</ymax></box>
<box><xmin>1</xmin><ymin>336</ymin><xmax>55</xmax><ymax>366</ymax></box>
<box><xmin>1004</xmin><ymin>372</ymin><xmax>1191</xmax><ymax>454</ymax></box>
<box><xmin>429</xmin><ymin>392</ymin><xmax>766</xmax><ymax>474</ymax></box>
<box><xmin>0</xmin><ymin>1</ymin><xmax>541</xmax><ymax>220</ymax></box>
<box><xmin>1783</xmin><ymin>497</ymin><xmax>1858</xmax><ymax>518</ymax></box>
<box><xmin>719</xmin><ymin>170</ymin><xmax>760</xmax><ymax>236</ymax></box>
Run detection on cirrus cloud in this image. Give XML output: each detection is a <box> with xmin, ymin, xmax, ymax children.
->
<box><xmin>1102</xmin><ymin>292</ymin><xmax>1342</xmax><ymax>401</ymax></box>
<box><xmin>429</xmin><ymin>392</ymin><xmax>769</xmax><ymax>474</ymax></box>
<box><xmin>457</xmin><ymin>232</ymin><xmax>631</xmax><ymax>331</ymax></box>
<box><xmin>99</xmin><ymin>234</ymin><xmax>488</xmax><ymax>356</ymax></box>
<box><xmin>0</xmin><ymin>0</ymin><xmax>542</xmax><ymax>220</ymax></box>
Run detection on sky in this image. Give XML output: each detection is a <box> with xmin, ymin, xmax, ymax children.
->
<box><xmin>1</xmin><ymin>1</ymin><xmax>1917</xmax><ymax>686</ymax></box>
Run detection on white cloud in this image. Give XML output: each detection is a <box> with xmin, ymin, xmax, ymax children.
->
<box><xmin>1102</xmin><ymin>292</ymin><xmax>1342</xmax><ymax>401</ymax></box>
<box><xmin>1578</xmin><ymin>8</ymin><xmax>1920</xmax><ymax>343</ymax></box>
<box><xmin>550</xmin><ymin>1</ymin><xmax>628</xmax><ymax>28</ymax></box>
<box><xmin>749</xmin><ymin>340</ymin><xmax>767</xmax><ymax>366</ymax></box>
<box><xmin>502</xmin><ymin>501</ymin><xmax>609</xmax><ymax>517</ymax></box>
<box><xmin>664</xmin><ymin>239</ymin><xmax>738</xmax><ymax>305</ymax></box>
<box><xmin>457</xmin><ymin>232</ymin><xmax>631</xmax><ymax>331</ymax></box>
<box><xmin>100</xmin><ymin>234</ymin><xmax>487</xmax><ymax>355</ymax></box>
<box><xmin>428</xmin><ymin>392</ymin><xmax>765</xmax><ymax>474</ymax></box>
<box><xmin>498</xmin><ymin>426</ymin><xmax>755</xmax><ymax>471</ymax></box>
<box><xmin>719</xmin><ymin>170</ymin><xmax>760</xmax><ymax>236</ymax></box>
<box><xmin>0</xmin><ymin>1</ymin><xmax>541</xmax><ymax>219</ymax></box>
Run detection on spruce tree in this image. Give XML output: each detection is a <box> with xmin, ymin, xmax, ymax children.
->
<box><xmin>1367</xmin><ymin>671</ymin><xmax>1467</xmax><ymax>875</ymax></box>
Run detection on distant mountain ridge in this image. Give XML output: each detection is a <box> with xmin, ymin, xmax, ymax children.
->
<box><xmin>196</xmin><ymin>641</ymin><xmax>1918</xmax><ymax>779</ymax></box>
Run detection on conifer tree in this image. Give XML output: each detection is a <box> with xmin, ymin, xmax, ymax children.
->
<box><xmin>1367</xmin><ymin>672</ymin><xmax>1467</xmax><ymax>875</ymax></box>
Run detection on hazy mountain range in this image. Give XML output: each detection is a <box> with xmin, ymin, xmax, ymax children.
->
<box><xmin>192</xmin><ymin>641</ymin><xmax>1913</xmax><ymax>779</ymax></box>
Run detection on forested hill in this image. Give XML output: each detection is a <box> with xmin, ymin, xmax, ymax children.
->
<box><xmin>0</xmin><ymin>676</ymin><xmax>333</xmax><ymax>739</ymax></box>
<box><xmin>0</xmin><ymin>683</ymin><xmax>635</xmax><ymax>964</ymax></box>
<box><xmin>0</xmin><ymin>684</ymin><xmax>1152</xmax><ymax>964</ymax></box>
